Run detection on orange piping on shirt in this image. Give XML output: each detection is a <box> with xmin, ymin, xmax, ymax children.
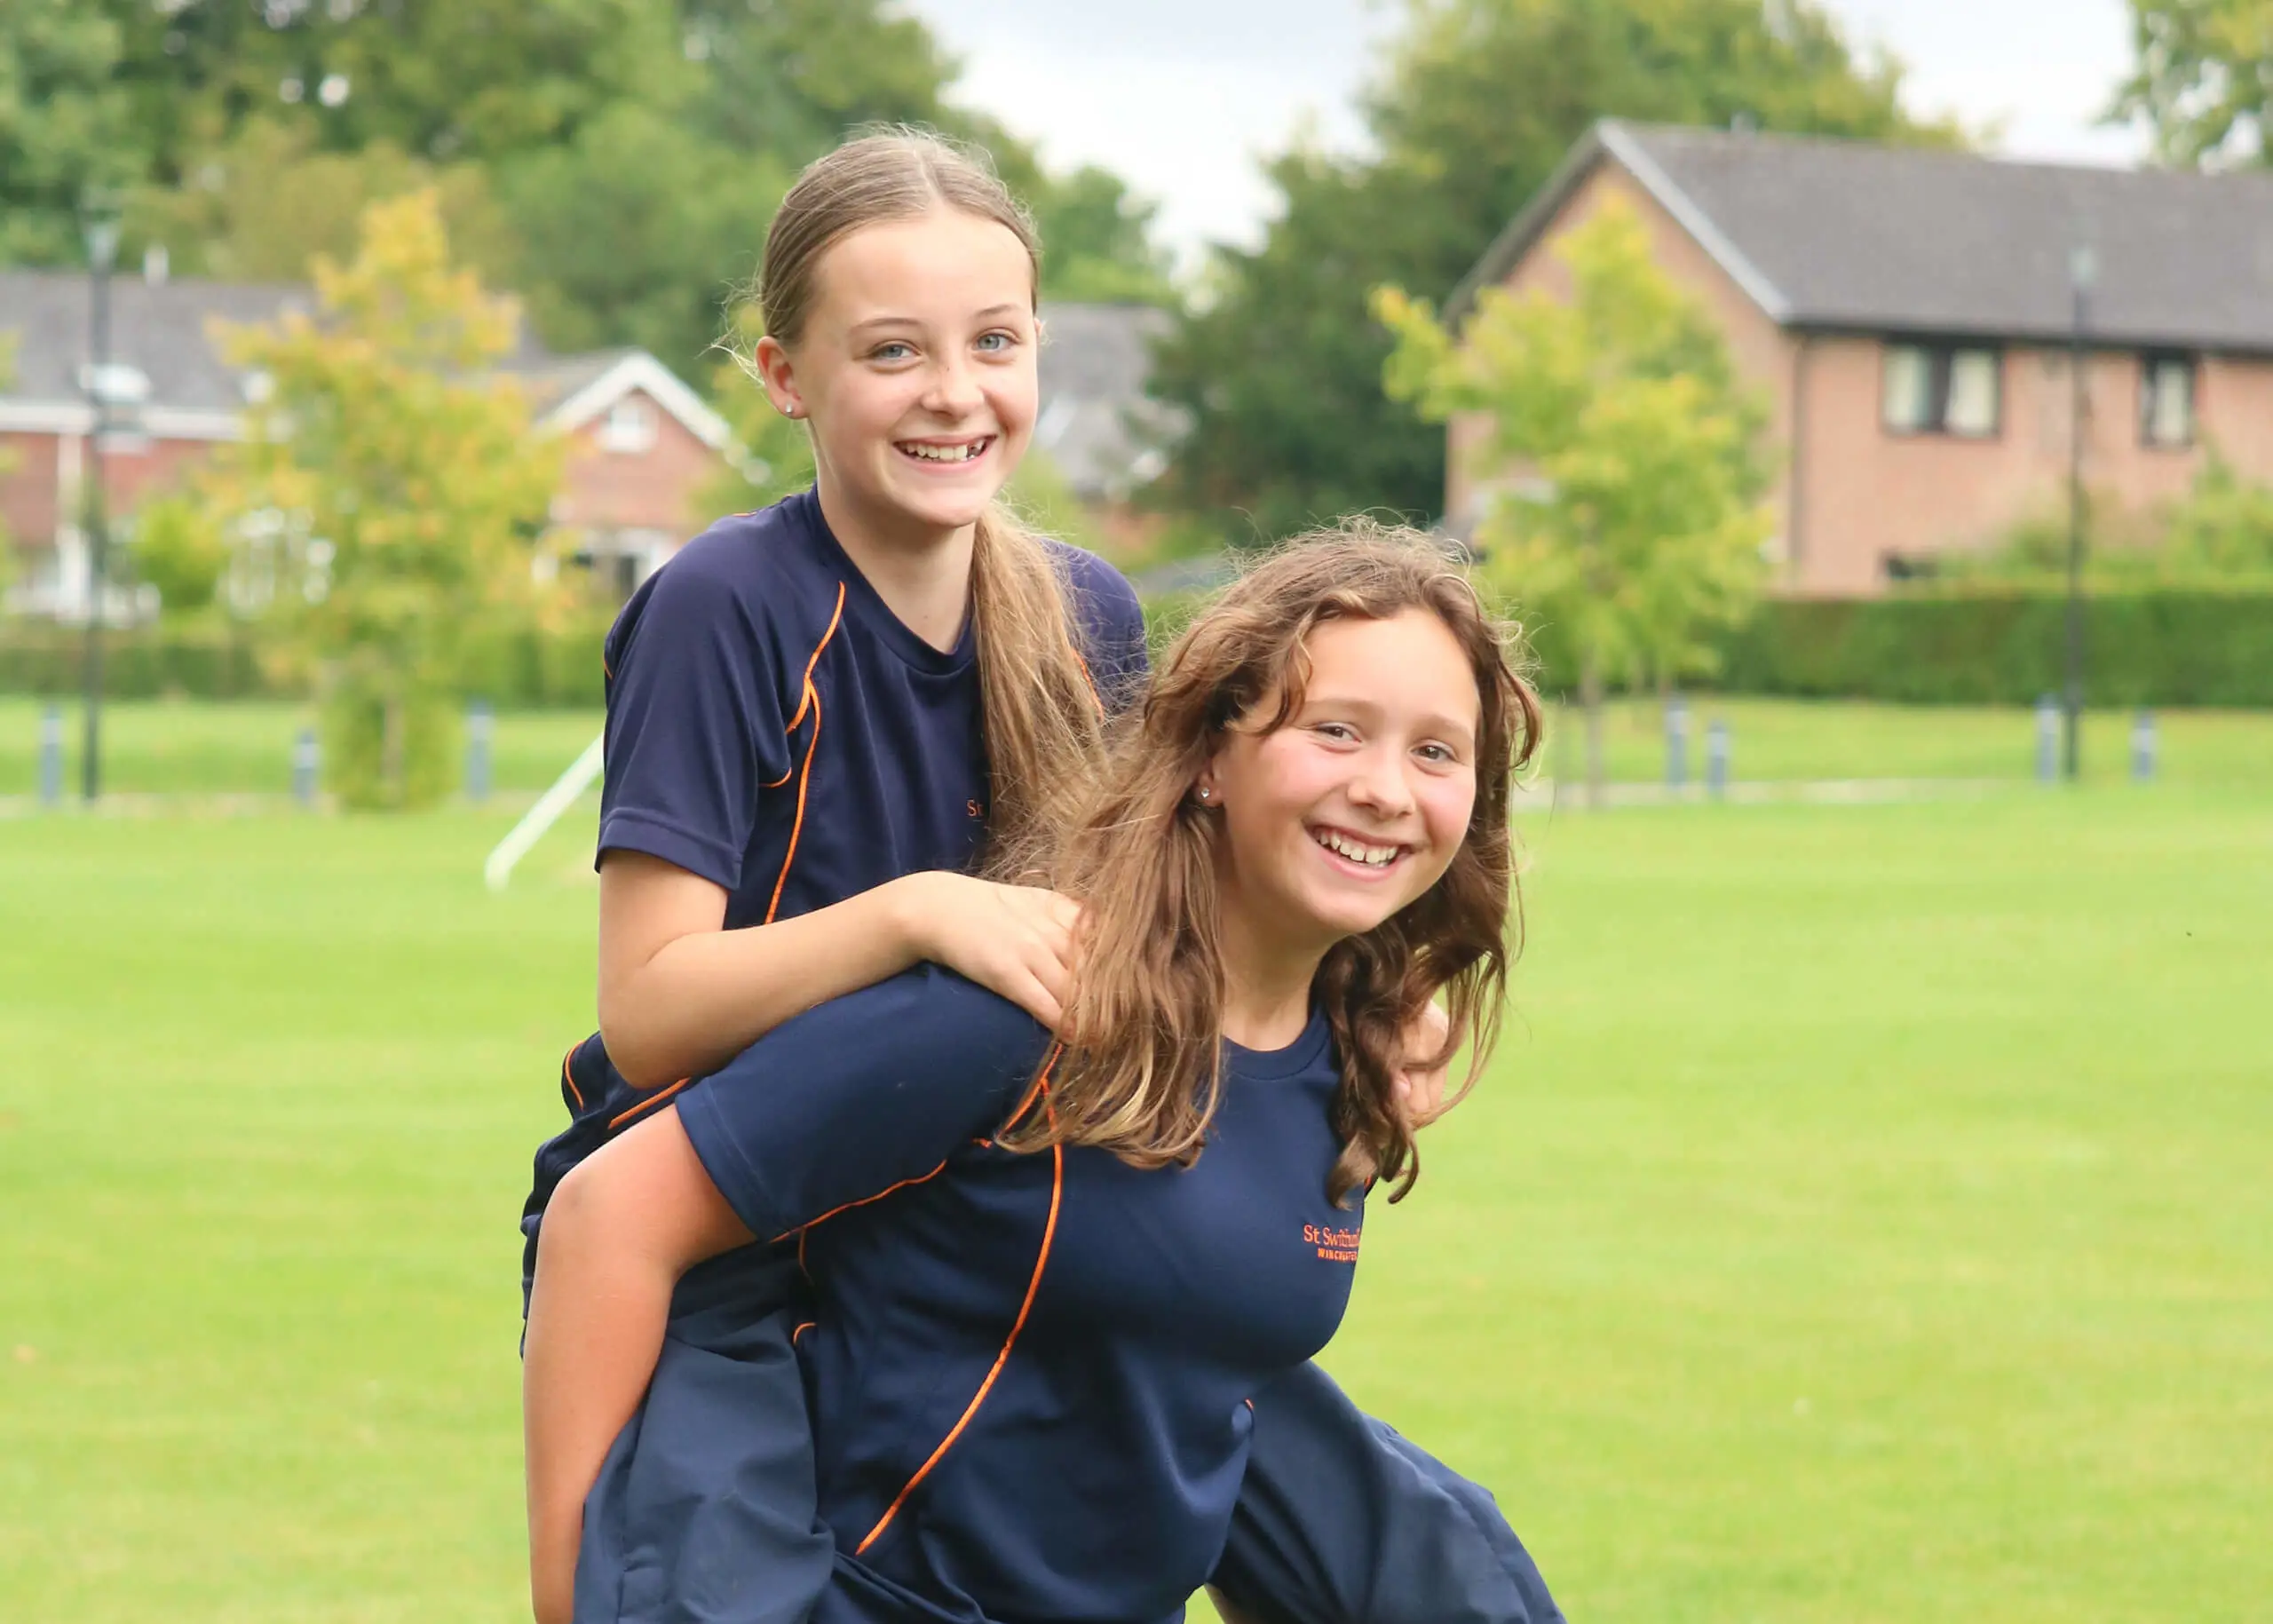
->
<box><xmin>793</xmin><ymin>1320</ymin><xmax>816</xmax><ymax>1343</ymax></box>
<box><xmin>853</xmin><ymin>1069</ymin><xmax>1062</xmax><ymax>1558</ymax></box>
<box><xmin>769</xmin><ymin>1160</ymin><xmax>951</xmax><ymax>1247</ymax></box>
<box><xmin>762</xmin><ymin>583</ymin><xmax>847</xmax><ymax>923</ymax></box>
<box><xmin>855</xmin><ymin>1136</ymin><xmax>1062</xmax><ymax>1557</ymax></box>
<box><xmin>787</xmin><ymin>584</ymin><xmax>846</xmax><ymax>733</ymax></box>
<box><xmin>607</xmin><ymin>1076</ymin><xmax>691</xmax><ymax>1132</ymax></box>
<box><xmin>764</xmin><ymin>682</ymin><xmax>822</xmax><ymax>924</ymax></box>
<box><xmin>560</xmin><ymin>1044</ymin><xmax>585</xmax><ymax>1112</ymax></box>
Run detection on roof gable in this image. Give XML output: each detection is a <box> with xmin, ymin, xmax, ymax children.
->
<box><xmin>1454</xmin><ymin>121</ymin><xmax>2273</xmax><ymax>355</ymax></box>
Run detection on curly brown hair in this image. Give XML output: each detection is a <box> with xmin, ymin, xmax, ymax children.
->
<box><xmin>994</xmin><ymin>518</ymin><xmax>1543</xmax><ymax>1206</ymax></box>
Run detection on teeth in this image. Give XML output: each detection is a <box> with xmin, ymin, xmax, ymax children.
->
<box><xmin>900</xmin><ymin>440</ymin><xmax>987</xmax><ymax>463</ymax></box>
<box><xmin>1314</xmin><ymin>829</ymin><xmax>1398</xmax><ymax>867</ymax></box>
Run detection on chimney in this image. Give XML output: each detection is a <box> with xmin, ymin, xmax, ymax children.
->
<box><xmin>143</xmin><ymin>244</ymin><xmax>170</xmax><ymax>286</ymax></box>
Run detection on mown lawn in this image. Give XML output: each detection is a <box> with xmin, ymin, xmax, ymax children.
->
<box><xmin>4</xmin><ymin>695</ymin><xmax>2270</xmax><ymax>798</ymax></box>
<box><xmin>2</xmin><ymin>783</ymin><xmax>2267</xmax><ymax>1621</ymax></box>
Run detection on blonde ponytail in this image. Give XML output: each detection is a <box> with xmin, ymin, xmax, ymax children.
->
<box><xmin>969</xmin><ymin>501</ymin><xmax>1108</xmax><ymax>852</ymax></box>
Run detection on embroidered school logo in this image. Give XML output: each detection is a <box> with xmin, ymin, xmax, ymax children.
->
<box><xmin>1303</xmin><ymin>1223</ymin><xmax>1362</xmax><ymax>1264</ymax></box>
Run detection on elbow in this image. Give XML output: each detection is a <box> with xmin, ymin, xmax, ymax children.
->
<box><xmin>595</xmin><ymin>998</ymin><xmax>678</xmax><ymax>1095</ymax></box>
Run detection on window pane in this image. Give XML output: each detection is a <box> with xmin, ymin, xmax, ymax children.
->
<box><xmin>1882</xmin><ymin>345</ymin><xmax>1931</xmax><ymax>432</ymax></box>
<box><xmin>1946</xmin><ymin>350</ymin><xmax>2000</xmax><ymax>436</ymax></box>
<box><xmin>2146</xmin><ymin>359</ymin><xmax>2193</xmax><ymax>447</ymax></box>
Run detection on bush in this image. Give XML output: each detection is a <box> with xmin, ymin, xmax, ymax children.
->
<box><xmin>0</xmin><ymin>615</ymin><xmax>610</xmax><ymax>707</ymax></box>
<box><xmin>1715</xmin><ymin>589</ymin><xmax>2273</xmax><ymax>708</ymax></box>
<box><xmin>321</xmin><ymin>674</ymin><xmax>461</xmax><ymax>811</ymax></box>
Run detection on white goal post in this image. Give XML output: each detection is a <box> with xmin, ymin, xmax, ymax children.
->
<box><xmin>484</xmin><ymin>732</ymin><xmax>605</xmax><ymax>892</ymax></box>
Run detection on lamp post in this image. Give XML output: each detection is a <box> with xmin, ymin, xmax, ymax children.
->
<box><xmin>2063</xmin><ymin>244</ymin><xmax>2095</xmax><ymax>784</ymax></box>
<box><xmin>80</xmin><ymin>196</ymin><xmax>123</xmax><ymax>804</ymax></box>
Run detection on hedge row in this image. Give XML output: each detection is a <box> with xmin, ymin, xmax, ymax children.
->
<box><xmin>4</xmin><ymin>590</ymin><xmax>2268</xmax><ymax>709</ymax></box>
<box><xmin>1713</xmin><ymin>590</ymin><xmax>2273</xmax><ymax>708</ymax></box>
<box><xmin>0</xmin><ymin>620</ymin><xmax>609</xmax><ymax>708</ymax></box>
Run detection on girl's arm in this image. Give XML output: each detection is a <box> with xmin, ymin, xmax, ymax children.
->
<box><xmin>523</xmin><ymin>1108</ymin><xmax>751</xmax><ymax>1624</ymax></box>
<box><xmin>597</xmin><ymin>852</ymin><xmax>1081</xmax><ymax>1090</ymax></box>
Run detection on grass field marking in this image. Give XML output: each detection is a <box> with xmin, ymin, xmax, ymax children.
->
<box><xmin>484</xmin><ymin>731</ymin><xmax>605</xmax><ymax>891</ymax></box>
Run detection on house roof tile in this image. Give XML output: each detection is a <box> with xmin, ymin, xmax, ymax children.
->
<box><xmin>1454</xmin><ymin>122</ymin><xmax>2273</xmax><ymax>355</ymax></box>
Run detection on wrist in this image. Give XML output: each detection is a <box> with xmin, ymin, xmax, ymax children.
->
<box><xmin>875</xmin><ymin>873</ymin><xmax>941</xmax><ymax>965</ymax></box>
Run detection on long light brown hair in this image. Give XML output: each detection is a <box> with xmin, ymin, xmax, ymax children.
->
<box><xmin>997</xmin><ymin>519</ymin><xmax>1544</xmax><ymax>1205</ymax></box>
<box><xmin>753</xmin><ymin>127</ymin><xmax>1101</xmax><ymax>846</ymax></box>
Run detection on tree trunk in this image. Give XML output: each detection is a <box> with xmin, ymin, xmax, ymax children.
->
<box><xmin>1580</xmin><ymin>646</ymin><xmax>1606</xmax><ymax>811</ymax></box>
<box><xmin>380</xmin><ymin>683</ymin><xmax>407</xmax><ymax>808</ymax></box>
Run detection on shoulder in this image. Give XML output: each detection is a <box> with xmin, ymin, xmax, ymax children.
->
<box><xmin>1044</xmin><ymin>539</ymin><xmax>1143</xmax><ymax>632</ymax></box>
<box><xmin>607</xmin><ymin>493</ymin><xmax>839</xmax><ymax>669</ymax></box>
<box><xmin>1041</xmin><ymin>540</ymin><xmax>1147</xmax><ymax>702</ymax></box>
<box><xmin>874</xmin><ymin>964</ymin><xmax>1056</xmax><ymax>1079</ymax></box>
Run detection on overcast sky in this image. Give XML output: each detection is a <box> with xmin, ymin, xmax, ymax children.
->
<box><xmin>901</xmin><ymin>0</ymin><xmax>2149</xmax><ymax>265</ymax></box>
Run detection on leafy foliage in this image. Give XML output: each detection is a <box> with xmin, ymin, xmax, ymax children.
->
<box><xmin>195</xmin><ymin>191</ymin><xmax>564</xmax><ymax>809</ymax></box>
<box><xmin>0</xmin><ymin>0</ymin><xmax>135</xmax><ymax>265</ymax></box>
<box><xmin>1936</xmin><ymin>455</ymin><xmax>2273</xmax><ymax>589</ymax></box>
<box><xmin>8</xmin><ymin>1</ymin><xmax>1174</xmax><ymax>376</ymax></box>
<box><xmin>1378</xmin><ymin>197</ymin><xmax>1773</xmax><ymax>795</ymax></box>
<box><xmin>127</xmin><ymin>494</ymin><xmax>230</xmax><ymax>618</ymax></box>
<box><xmin>2110</xmin><ymin>0</ymin><xmax>2271</xmax><ymax>167</ymax></box>
<box><xmin>1151</xmin><ymin>0</ymin><xmax>1962</xmax><ymax>543</ymax></box>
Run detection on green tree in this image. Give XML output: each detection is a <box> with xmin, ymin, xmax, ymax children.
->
<box><xmin>129</xmin><ymin>118</ymin><xmax>512</xmax><ymax>286</ymax></box>
<box><xmin>1152</xmin><ymin>0</ymin><xmax>1960</xmax><ymax>543</ymax></box>
<box><xmin>2110</xmin><ymin>0</ymin><xmax>2271</xmax><ymax>166</ymax></box>
<box><xmin>0</xmin><ymin>1</ymin><xmax>136</xmax><ymax>265</ymax></box>
<box><xmin>492</xmin><ymin>106</ymin><xmax>794</xmax><ymax>373</ymax></box>
<box><xmin>104</xmin><ymin>0</ymin><xmax>673</xmax><ymax>177</ymax></box>
<box><xmin>1377</xmin><ymin>198</ymin><xmax>1773</xmax><ymax>804</ymax></box>
<box><xmin>202</xmin><ymin>190</ymin><xmax>564</xmax><ymax>810</ymax></box>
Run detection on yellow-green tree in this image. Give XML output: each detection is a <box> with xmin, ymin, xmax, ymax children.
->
<box><xmin>1375</xmin><ymin>198</ymin><xmax>1772</xmax><ymax>804</ymax></box>
<box><xmin>204</xmin><ymin>189</ymin><xmax>563</xmax><ymax>810</ymax></box>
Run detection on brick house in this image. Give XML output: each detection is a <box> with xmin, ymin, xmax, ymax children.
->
<box><xmin>1445</xmin><ymin>122</ymin><xmax>2273</xmax><ymax>594</ymax></box>
<box><xmin>0</xmin><ymin>266</ymin><xmax>732</xmax><ymax>618</ymax></box>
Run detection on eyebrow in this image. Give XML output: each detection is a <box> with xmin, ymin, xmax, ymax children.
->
<box><xmin>846</xmin><ymin>305</ymin><xmax>1028</xmax><ymax>337</ymax></box>
<box><xmin>1302</xmin><ymin>691</ymin><xmax>1478</xmax><ymax>749</ymax></box>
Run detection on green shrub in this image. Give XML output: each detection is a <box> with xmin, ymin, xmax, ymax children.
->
<box><xmin>321</xmin><ymin>673</ymin><xmax>461</xmax><ymax>811</ymax></box>
<box><xmin>1716</xmin><ymin>590</ymin><xmax>2273</xmax><ymax>707</ymax></box>
<box><xmin>0</xmin><ymin>616</ymin><xmax>609</xmax><ymax>707</ymax></box>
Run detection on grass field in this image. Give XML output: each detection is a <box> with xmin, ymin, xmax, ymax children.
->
<box><xmin>3</xmin><ymin>767</ymin><xmax>2269</xmax><ymax>1619</ymax></box>
<box><xmin>6</xmin><ymin>694</ymin><xmax>2273</xmax><ymax>799</ymax></box>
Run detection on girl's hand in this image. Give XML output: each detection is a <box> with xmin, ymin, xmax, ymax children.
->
<box><xmin>1394</xmin><ymin>1000</ymin><xmax>1454</xmax><ymax>1129</ymax></box>
<box><xmin>890</xmin><ymin>873</ymin><xmax>1082</xmax><ymax>1031</ymax></box>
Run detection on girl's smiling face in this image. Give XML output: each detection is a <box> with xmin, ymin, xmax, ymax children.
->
<box><xmin>756</xmin><ymin>208</ymin><xmax>1038</xmax><ymax>544</ymax></box>
<box><xmin>1200</xmin><ymin>608</ymin><xmax>1483</xmax><ymax>962</ymax></box>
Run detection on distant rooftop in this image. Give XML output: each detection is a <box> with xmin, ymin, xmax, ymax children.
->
<box><xmin>1455</xmin><ymin>121</ymin><xmax>2273</xmax><ymax>355</ymax></box>
<box><xmin>1035</xmin><ymin>302</ymin><xmax>1179</xmax><ymax>501</ymax></box>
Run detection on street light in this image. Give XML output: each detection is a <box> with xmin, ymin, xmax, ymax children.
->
<box><xmin>2063</xmin><ymin>242</ymin><xmax>2095</xmax><ymax>785</ymax></box>
<box><xmin>80</xmin><ymin>194</ymin><xmax>123</xmax><ymax>804</ymax></box>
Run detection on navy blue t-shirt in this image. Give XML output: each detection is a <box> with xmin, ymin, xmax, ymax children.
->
<box><xmin>676</xmin><ymin>966</ymin><xmax>1363</xmax><ymax>1624</ymax></box>
<box><xmin>598</xmin><ymin>487</ymin><xmax>1146</xmax><ymax>929</ymax></box>
<box><xmin>521</xmin><ymin>491</ymin><xmax>1146</xmax><ymax>1263</ymax></box>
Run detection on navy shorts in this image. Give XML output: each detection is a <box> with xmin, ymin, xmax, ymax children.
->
<box><xmin>527</xmin><ymin>1039</ymin><xmax>1562</xmax><ymax>1624</ymax></box>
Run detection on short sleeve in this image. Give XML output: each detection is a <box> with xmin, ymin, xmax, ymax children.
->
<box><xmin>597</xmin><ymin>553</ymin><xmax>792</xmax><ymax>890</ymax></box>
<box><xmin>1053</xmin><ymin>544</ymin><xmax>1149</xmax><ymax>716</ymax></box>
<box><xmin>675</xmin><ymin>967</ymin><xmax>1049</xmax><ymax>1241</ymax></box>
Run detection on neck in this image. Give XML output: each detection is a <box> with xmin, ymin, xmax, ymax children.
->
<box><xmin>1215</xmin><ymin>896</ymin><xmax>1327</xmax><ymax>1052</ymax></box>
<box><xmin>813</xmin><ymin>466</ymin><xmax>976</xmax><ymax>654</ymax></box>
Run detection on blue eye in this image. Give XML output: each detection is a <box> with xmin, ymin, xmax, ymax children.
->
<box><xmin>872</xmin><ymin>341</ymin><xmax>915</xmax><ymax>362</ymax></box>
<box><xmin>976</xmin><ymin>330</ymin><xmax>1015</xmax><ymax>353</ymax></box>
